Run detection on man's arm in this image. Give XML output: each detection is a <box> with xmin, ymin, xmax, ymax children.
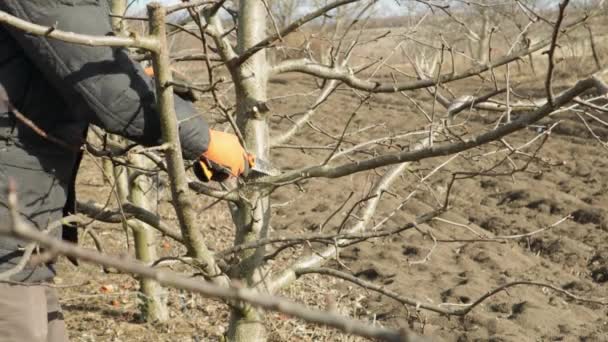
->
<box><xmin>0</xmin><ymin>0</ymin><xmax>209</xmax><ymax>159</ymax></box>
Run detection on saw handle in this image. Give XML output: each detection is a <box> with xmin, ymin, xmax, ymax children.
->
<box><xmin>194</xmin><ymin>154</ymin><xmax>255</xmax><ymax>182</ymax></box>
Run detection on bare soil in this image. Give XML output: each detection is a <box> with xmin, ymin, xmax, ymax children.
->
<box><xmin>59</xmin><ymin>70</ymin><xmax>608</xmax><ymax>342</ymax></box>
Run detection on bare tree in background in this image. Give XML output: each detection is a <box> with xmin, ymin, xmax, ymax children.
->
<box><xmin>99</xmin><ymin>0</ymin><xmax>171</xmax><ymax>323</ymax></box>
<box><xmin>1</xmin><ymin>0</ymin><xmax>607</xmax><ymax>341</ymax></box>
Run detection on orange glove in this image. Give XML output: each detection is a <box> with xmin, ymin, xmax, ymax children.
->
<box><xmin>144</xmin><ymin>66</ymin><xmax>154</xmax><ymax>77</ymax></box>
<box><xmin>194</xmin><ymin>130</ymin><xmax>253</xmax><ymax>182</ymax></box>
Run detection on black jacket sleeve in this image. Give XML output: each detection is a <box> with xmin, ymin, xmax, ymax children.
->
<box><xmin>0</xmin><ymin>0</ymin><xmax>209</xmax><ymax>160</ymax></box>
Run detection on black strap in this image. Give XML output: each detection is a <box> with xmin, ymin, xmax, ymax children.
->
<box><xmin>61</xmin><ymin>126</ymin><xmax>88</xmax><ymax>266</ymax></box>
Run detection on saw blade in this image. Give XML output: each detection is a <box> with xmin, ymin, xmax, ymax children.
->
<box><xmin>250</xmin><ymin>157</ymin><xmax>280</xmax><ymax>177</ymax></box>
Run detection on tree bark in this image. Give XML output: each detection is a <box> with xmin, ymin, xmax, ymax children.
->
<box><xmin>129</xmin><ymin>154</ymin><xmax>169</xmax><ymax>322</ymax></box>
<box><xmin>476</xmin><ymin>9</ymin><xmax>491</xmax><ymax>64</ymax></box>
<box><xmin>147</xmin><ymin>3</ymin><xmax>228</xmax><ymax>285</ymax></box>
<box><xmin>110</xmin><ymin>0</ymin><xmax>127</xmax><ymax>34</ymax></box>
<box><xmin>113</xmin><ymin>163</ymin><xmax>131</xmax><ymax>243</ymax></box>
<box><xmin>227</xmin><ymin>1</ymin><xmax>270</xmax><ymax>341</ymax></box>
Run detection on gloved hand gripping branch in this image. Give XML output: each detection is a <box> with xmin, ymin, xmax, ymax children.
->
<box><xmin>144</xmin><ymin>66</ymin><xmax>252</xmax><ymax>182</ymax></box>
<box><xmin>194</xmin><ymin>129</ymin><xmax>254</xmax><ymax>182</ymax></box>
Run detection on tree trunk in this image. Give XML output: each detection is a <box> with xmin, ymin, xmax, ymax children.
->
<box><xmin>110</xmin><ymin>0</ymin><xmax>127</xmax><ymax>34</ymax></box>
<box><xmin>129</xmin><ymin>154</ymin><xmax>169</xmax><ymax>322</ymax></box>
<box><xmin>147</xmin><ymin>4</ymin><xmax>227</xmax><ymax>284</ymax></box>
<box><xmin>104</xmin><ymin>0</ymin><xmax>127</xmax><ymax>185</ymax></box>
<box><xmin>476</xmin><ymin>9</ymin><xmax>491</xmax><ymax>64</ymax></box>
<box><xmin>113</xmin><ymin>163</ymin><xmax>130</xmax><ymax>234</ymax></box>
<box><xmin>227</xmin><ymin>1</ymin><xmax>270</xmax><ymax>341</ymax></box>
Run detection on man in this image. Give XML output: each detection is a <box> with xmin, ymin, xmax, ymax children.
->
<box><xmin>0</xmin><ymin>1</ymin><xmax>247</xmax><ymax>341</ymax></box>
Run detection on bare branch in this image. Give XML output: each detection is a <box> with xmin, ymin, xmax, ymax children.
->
<box><xmin>574</xmin><ymin>97</ymin><xmax>608</xmax><ymax>113</ymax></box>
<box><xmin>76</xmin><ymin>200</ymin><xmax>184</xmax><ymax>243</ymax></box>
<box><xmin>232</xmin><ymin>0</ymin><xmax>363</xmax><ymax>67</ymax></box>
<box><xmin>297</xmin><ymin>268</ymin><xmax>607</xmax><ymax>317</ymax></box>
<box><xmin>323</xmin><ymin>98</ymin><xmax>367</xmax><ymax>164</ymax></box>
<box><xmin>271</xmin><ymin>15</ymin><xmax>588</xmax><ymax>93</ymax></box>
<box><xmin>147</xmin><ymin>3</ymin><xmax>228</xmax><ymax>284</ymax></box>
<box><xmin>447</xmin><ymin>281</ymin><xmax>608</xmax><ymax>313</ymax></box>
<box><xmin>216</xmin><ymin>210</ymin><xmax>441</xmax><ymax>258</ymax></box>
<box><xmin>166</xmin><ymin>0</ymin><xmax>216</xmax><ymax>14</ymax></box>
<box><xmin>255</xmin><ymin>75</ymin><xmax>607</xmax><ymax>184</ymax></box>
<box><xmin>545</xmin><ymin>0</ymin><xmax>570</xmax><ymax>106</ymax></box>
<box><xmin>203</xmin><ymin>5</ymin><xmax>238</xmax><ymax>64</ymax></box>
<box><xmin>1</xmin><ymin>188</ymin><xmax>420</xmax><ymax>342</ymax></box>
<box><xmin>0</xmin><ymin>242</ymin><xmax>35</xmax><ymax>281</ymax></box>
<box><xmin>270</xmin><ymin>75</ymin><xmax>342</xmax><ymax>146</ymax></box>
<box><xmin>0</xmin><ymin>88</ymin><xmax>81</xmax><ymax>152</ymax></box>
<box><xmin>268</xmin><ymin>159</ymin><xmax>423</xmax><ymax>293</ymax></box>
<box><xmin>0</xmin><ymin>10</ymin><xmax>158</xmax><ymax>51</ymax></box>
<box><xmin>188</xmin><ymin>181</ymin><xmax>240</xmax><ymax>202</ymax></box>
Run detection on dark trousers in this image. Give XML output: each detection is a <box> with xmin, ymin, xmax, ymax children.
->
<box><xmin>0</xmin><ymin>127</ymin><xmax>78</xmax><ymax>341</ymax></box>
<box><xmin>0</xmin><ymin>135</ymin><xmax>77</xmax><ymax>281</ymax></box>
<box><xmin>0</xmin><ymin>283</ymin><xmax>69</xmax><ymax>342</ymax></box>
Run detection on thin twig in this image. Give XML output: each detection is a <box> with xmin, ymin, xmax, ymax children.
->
<box><xmin>545</xmin><ymin>0</ymin><xmax>570</xmax><ymax>106</ymax></box>
<box><xmin>297</xmin><ymin>268</ymin><xmax>607</xmax><ymax>317</ymax></box>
